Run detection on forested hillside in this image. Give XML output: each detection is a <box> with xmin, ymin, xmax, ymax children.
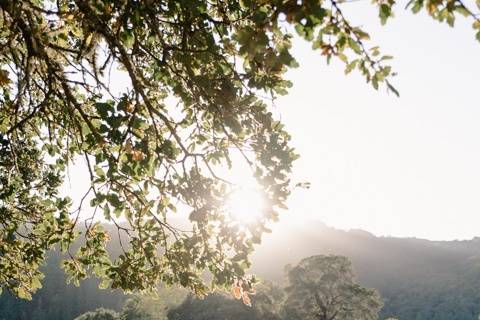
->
<box><xmin>2</xmin><ymin>222</ymin><xmax>480</xmax><ymax>320</ymax></box>
<box><xmin>253</xmin><ymin>222</ymin><xmax>480</xmax><ymax>320</ymax></box>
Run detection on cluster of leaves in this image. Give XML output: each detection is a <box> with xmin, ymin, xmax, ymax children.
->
<box><xmin>232</xmin><ymin>275</ymin><xmax>258</xmax><ymax>306</ymax></box>
<box><xmin>1</xmin><ymin>0</ymin><xmax>479</xmax><ymax>301</ymax></box>
<box><xmin>373</xmin><ymin>0</ymin><xmax>480</xmax><ymax>41</ymax></box>
<box><xmin>0</xmin><ymin>134</ymin><xmax>75</xmax><ymax>299</ymax></box>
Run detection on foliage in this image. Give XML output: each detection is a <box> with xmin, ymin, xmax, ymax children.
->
<box><xmin>283</xmin><ymin>255</ymin><xmax>383</xmax><ymax>320</ymax></box>
<box><xmin>0</xmin><ymin>242</ymin><xmax>127</xmax><ymax>320</ymax></box>
<box><xmin>72</xmin><ymin>300</ymin><xmax>156</xmax><ymax>320</ymax></box>
<box><xmin>249</xmin><ymin>281</ymin><xmax>285</xmax><ymax>319</ymax></box>
<box><xmin>168</xmin><ymin>281</ymin><xmax>284</xmax><ymax>320</ymax></box>
<box><xmin>1</xmin><ymin>0</ymin><xmax>479</xmax><ymax>300</ymax></box>
<box><xmin>168</xmin><ymin>293</ymin><xmax>259</xmax><ymax>320</ymax></box>
<box><xmin>118</xmin><ymin>286</ymin><xmax>188</xmax><ymax>320</ymax></box>
<box><xmin>72</xmin><ymin>288</ymin><xmax>188</xmax><ymax>320</ymax></box>
<box><xmin>119</xmin><ymin>297</ymin><xmax>152</xmax><ymax>320</ymax></box>
<box><xmin>73</xmin><ymin>308</ymin><xmax>119</xmax><ymax>320</ymax></box>
<box><xmin>67</xmin><ymin>279</ymin><xmax>283</xmax><ymax>320</ymax></box>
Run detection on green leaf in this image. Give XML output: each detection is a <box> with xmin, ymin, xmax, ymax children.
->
<box><xmin>99</xmin><ymin>279</ymin><xmax>111</xmax><ymax>289</ymax></box>
<box><xmin>348</xmin><ymin>38</ymin><xmax>362</xmax><ymax>54</ymax></box>
<box><xmin>345</xmin><ymin>60</ymin><xmax>358</xmax><ymax>74</ymax></box>
<box><xmin>379</xmin><ymin>4</ymin><xmax>392</xmax><ymax>25</ymax></box>
<box><xmin>122</xmin><ymin>30</ymin><xmax>135</xmax><ymax>49</ymax></box>
<box><xmin>17</xmin><ymin>287</ymin><xmax>32</xmax><ymax>300</ymax></box>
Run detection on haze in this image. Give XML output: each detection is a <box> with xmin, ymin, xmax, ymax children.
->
<box><xmin>280</xmin><ymin>5</ymin><xmax>480</xmax><ymax>241</ymax></box>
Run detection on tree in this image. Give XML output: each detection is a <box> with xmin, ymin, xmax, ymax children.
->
<box><xmin>73</xmin><ymin>308</ymin><xmax>119</xmax><ymax>320</ymax></box>
<box><xmin>1</xmin><ymin>0</ymin><xmax>479</xmax><ymax>300</ymax></box>
<box><xmin>283</xmin><ymin>255</ymin><xmax>383</xmax><ymax>320</ymax></box>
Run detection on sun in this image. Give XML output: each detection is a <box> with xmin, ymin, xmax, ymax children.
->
<box><xmin>225</xmin><ymin>186</ymin><xmax>267</xmax><ymax>223</ymax></box>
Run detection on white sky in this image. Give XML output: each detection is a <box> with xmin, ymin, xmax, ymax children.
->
<box><xmin>280</xmin><ymin>5</ymin><xmax>480</xmax><ymax>241</ymax></box>
<box><xmin>63</xmin><ymin>5</ymin><xmax>480</xmax><ymax>241</ymax></box>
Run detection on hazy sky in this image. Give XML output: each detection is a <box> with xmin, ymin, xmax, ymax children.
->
<box><xmin>279</xmin><ymin>5</ymin><xmax>480</xmax><ymax>241</ymax></box>
<box><xmin>63</xmin><ymin>5</ymin><xmax>480</xmax><ymax>241</ymax></box>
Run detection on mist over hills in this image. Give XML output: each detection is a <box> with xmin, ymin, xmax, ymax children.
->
<box><xmin>2</xmin><ymin>221</ymin><xmax>480</xmax><ymax>320</ymax></box>
<box><xmin>253</xmin><ymin>221</ymin><xmax>480</xmax><ymax>319</ymax></box>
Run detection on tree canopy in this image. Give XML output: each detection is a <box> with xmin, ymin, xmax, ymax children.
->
<box><xmin>283</xmin><ymin>255</ymin><xmax>383</xmax><ymax>320</ymax></box>
<box><xmin>1</xmin><ymin>0</ymin><xmax>479</xmax><ymax>300</ymax></box>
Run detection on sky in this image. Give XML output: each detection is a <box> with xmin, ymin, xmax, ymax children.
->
<box><xmin>278</xmin><ymin>4</ymin><xmax>480</xmax><ymax>241</ymax></box>
<box><xmin>63</xmin><ymin>4</ymin><xmax>480</xmax><ymax>241</ymax></box>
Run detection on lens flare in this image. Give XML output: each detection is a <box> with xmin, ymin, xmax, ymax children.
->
<box><xmin>225</xmin><ymin>187</ymin><xmax>266</xmax><ymax>223</ymax></box>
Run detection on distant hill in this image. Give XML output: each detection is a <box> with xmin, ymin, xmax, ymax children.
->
<box><xmin>2</xmin><ymin>221</ymin><xmax>480</xmax><ymax>320</ymax></box>
<box><xmin>252</xmin><ymin>221</ymin><xmax>480</xmax><ymax>320</ymax></box>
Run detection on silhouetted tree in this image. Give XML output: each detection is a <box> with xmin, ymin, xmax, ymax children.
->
<box><xmin>283</xmin><ymin>255</ymin><xmax>383</xmax><ymax>320</ymax></box>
